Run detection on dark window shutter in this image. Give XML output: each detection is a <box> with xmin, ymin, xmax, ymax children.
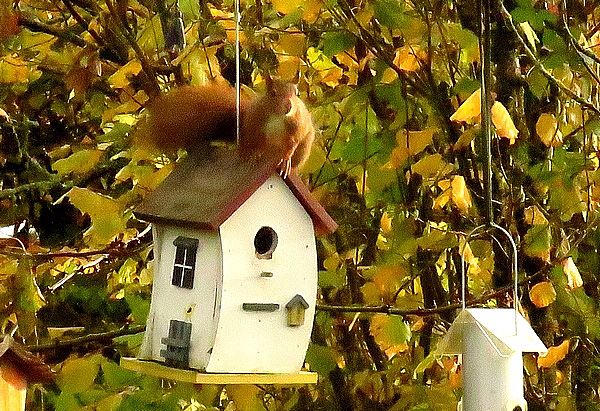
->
<box><xmin>172</xmin><ymin>265</ymin><xmax>183</xmax><ymax>287</ymax></box>
<box><xmin>160</xmin><ymin>319</ymin><xmax>192</xmax><ymax>368</ymax></box>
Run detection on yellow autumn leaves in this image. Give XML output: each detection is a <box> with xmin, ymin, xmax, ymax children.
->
<box><xmin>535</xmin><ymin>113</ymin><xmax>563</xmax><ymax>147</ymax></box>
<box><xmin>387</xmin><ymin>127</ymin><xmax>472</xmax><ymax>212</ymax></box>
<box><xmin>452</xmin><ymin>88</ymin><xmax>570</xmax><ymax>148</ymax></box>
<box><xmin>450</xmin><ymin>88</ymin><xmax>519</xmax><ymax>144</ymax></box>
<box><xmin>529</xmin><ymin>257</ymin><xmax>584</xmax><ymax>308</ymax></box>
<box><xmin>433</xmin><ymin>176</ymin><xmax>472</xmax><ymax>211</ymax></box>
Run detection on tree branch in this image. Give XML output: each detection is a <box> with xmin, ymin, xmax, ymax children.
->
<box><xmin>317</xmin><ymin>266</ymin><xmax>546</xmax><ymax>316</ymax></box>
<box><xmin>0</xmin><ymin>225</ymin><xmax>152</xmax><ymax>261</ymax></box>
<box><xmin>104</xmin><ymin>0</ymin><xmax>160</xmax><ymax>98</ymax></box>
<box><xmin>18</xmin><ymin>15</ymin><xmax>90</xmax><ymax>48</ymax></box>
<box><xmin>27</xmin><ymin>325</ymin><xmax>146</xmax><ymax>352</ymax></box>
<box><xmin>0</xmin><ymin>181</ymin><xmax>71</xmax><ymax>201</ymax></box>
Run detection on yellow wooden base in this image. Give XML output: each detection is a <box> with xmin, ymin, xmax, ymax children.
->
<box><xmin>120</xmin><ymin>358</ymin><xmax>318</xmax><ymax>385</ymax></box>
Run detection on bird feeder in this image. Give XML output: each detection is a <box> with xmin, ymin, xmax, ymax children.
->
<box><xmin>121</xmin><ymin>148</ymin><xmax>337</xmax><ymax>384</ymax></box>
<box><xmin>0</xmin><ymin>335</ymin><xmax>54</xmax><ymax>411</ymax></box>
<box><xmin>436</xmin><ymin>223</ymin><xmax>546</xmax><ymax>411</ymax></box>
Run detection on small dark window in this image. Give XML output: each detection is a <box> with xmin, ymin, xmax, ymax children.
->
<box><xmin>172</xmin><ymin>236</ymin><xmax>199</xmax><ymax>289</ymax></box>
<box><xmin>254</xmin><ymin>226</ymin><xmax>278</xmax><ymax>259</ymax></box>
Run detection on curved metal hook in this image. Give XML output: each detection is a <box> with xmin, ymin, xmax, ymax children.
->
<box><xmin>460</xmin><ymin>223</ymin><xmax>519</xmax><ymax>333</ymax></box>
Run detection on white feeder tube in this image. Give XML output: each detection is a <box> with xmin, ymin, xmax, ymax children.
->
<box><xmin>461</xmin><ymin>321</ymin><xmax>526</xmax><ymax>411</ymax></box>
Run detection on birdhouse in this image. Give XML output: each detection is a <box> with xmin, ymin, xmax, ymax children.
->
<box><xmin>436</xmin><ymin>224</ymin><xmax>546</xmax><ymax>411</ymax></box>
<box><xmin>0</xmin><ymin>335</ymin><xmax>54</xmax><ymax>411</ymax></box>
<box><xmin>132</xmin><ymin>148</ymin><xmax>337</xmax><ymax>375</ymax></box>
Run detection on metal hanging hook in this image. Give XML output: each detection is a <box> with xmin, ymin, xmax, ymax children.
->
<box><xmin>460</xmin><ymin>223</ymin><xmax>519</xmax><ymax>334</ymax></box>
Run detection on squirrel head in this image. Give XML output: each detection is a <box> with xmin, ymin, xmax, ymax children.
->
<box><xmin>265</xmin><ymin>75</ymin><xmax>298</xmax><ymax>115</ymax></box>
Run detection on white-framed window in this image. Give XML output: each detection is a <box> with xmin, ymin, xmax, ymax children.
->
<box><xmin>172</xmin><ymin>236</ymin><xmax>199</xmax><ymax>289</ymax></box>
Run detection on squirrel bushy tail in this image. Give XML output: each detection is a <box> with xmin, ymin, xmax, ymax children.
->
<box><xmin>135</xmin><ymin>78</ymin><xmax>315</xmax><ymax>175</ymax></box>
<box><xmin>136</xmin><ymin>85</ymin><xmax>250</xmax><ymax>154</ymax></box>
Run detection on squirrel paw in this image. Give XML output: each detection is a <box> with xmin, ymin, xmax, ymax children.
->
<box><xmin>278</xmin><ymin>158</ymin><xmax>292</xmax><ymax>179</ymax></box>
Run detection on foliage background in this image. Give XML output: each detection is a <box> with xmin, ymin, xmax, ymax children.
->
<box><xmin>1</xmin><ymin>0</ymin><xmax>599</xmax><ymax>409</ymax></box>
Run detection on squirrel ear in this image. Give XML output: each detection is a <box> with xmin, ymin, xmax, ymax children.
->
<box><xmin>264</xmin><ymin>73</ymin><xmax>274</xmax><ymax>93</ymax></box>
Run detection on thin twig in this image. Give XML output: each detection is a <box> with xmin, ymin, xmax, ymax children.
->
<box><xmin>104</xmin><ymin>0</ymin><xmax>160</xmax><ymax>97</ymax></box>
<box><xmin>499</xmin><ymin>0</ymin><xmax>600</xmax><ymax>115</ymax></box>
<box><xmin>0</xmin><ymin>181</ymin><xmax>71</xmax><ymax>201</ymax></box>
<box><xmin>62</xmin><ymin>0</ymin><xmax>105</xmax><ymax>46</ymax></box>
<box><xmin>561</xmin><ymin>0</ymin><xmax>600</xmax><ymax>66</ymax></box>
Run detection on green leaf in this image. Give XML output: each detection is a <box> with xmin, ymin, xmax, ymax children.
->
<box><xmin>511</xmin><ymin>7</ymin><xmax>555</xmax><ymax>31</ymax></box>
<box><xmin>52</xmin><ymin>392</ymin><xmax>81</xmax><ymax>411</ymax></box>
<box><xmin>413</xmin><ymin>351</ymin><xmax>436</xmax><ymax>375</ymax></box>
<box><xmin>375</xmin><ymin>82</ymin><xmax>406</xmax><ymax>111</ymax></box>
<box><xmin>371</xmin><ymin>313</ymin><xmax>412</xmax><ymax>348</ymax></box>
<box><xmin>524</xmin><ymin>224</ymin><xmax>551</xmax><ymax>253</ymax></box>
<box><xmin>342</xmin><ymin>126</ymin><xmax>382</xmax><ymax>163</ymax></box>
<box><xmin>527</xmin><ymin>67</ymin><xmax>549</xmax><ymax>98</ymax></box>
<box><xmin>125</xmin><ymin>291</ymin><xmax>151</xmax><ymax>324</ymax></box>
<box><xmin>15</xmin><ymin>257</ymin><xmax>45</xmax><ymax>313</ymax></box>
<box><xmin>366</xmin><ymin>166</ymin><xmax>400</xmax><ymax>205</ymax></box>
<box><xmin>58</xmin><ymin>356</ymin><xmax>101</xmax><ymax>394</ymax></box>
<box><xmin>417</xmin><ymin>222</ymin><xmax>458</xmax><ymax>251</ymax></box>
<box><xmin>179</xmin><ymin>0</ymin><xmax>200</xmax><ymax>21</ymax></box>
<box><xmin>542</xmin><ymin>29</ymin><xmax>567</xmax><ymax>52</ymax></box>
<box><xmin>66</xmin><ymin>187</ymin><xmax>128</xmax><ymax>246</ymax></box>
<box><xmin>373</xmin><ymin>0</ymin><xmax>405</xmax><ymax>29</ymax></box>
<box><xmin>77</xmin><ymin>389</ymin><xmax>108</xmax><ymax>405</ymax></box>
<box><xmin>305</xmin><ymin>344</ymin><xmax>338</xmax><ymax>374</ymax></box>
<box><xmin>322</xmin><ymin>31</ymin><xmax>356</xmax><ymax>56</ymax></box>
<box><xmin>318</xmin><ymin>268</ymin><xmax>347</xmax><ymax>288</ymax></box>
<box><xmin>52</xmin><ymin>149</ymin><xmax>103</xmax><ymax>176</ymax></box>
<box><xmin>444</xmin><ymin>23</ymin><xmax>479</xmax><ymax>63</ymax></box>
<box><xmin>117</xmin><ymin>258</ymin><xmax>139</xmax><ymax>283</ymax></box>
<box><xmin>96</xmin><ymin>393</ymin><xmax>123</xmax><ymax>411</ymax></box>
<box><xmin>101</xmin><ymin>359</ymin><xmax>138</xmax><ymax>388</ymax></box>
<box><xmin>99</xmin><ymin>122</ymin><xmax>132</xmax><ymax>143</ymax></box>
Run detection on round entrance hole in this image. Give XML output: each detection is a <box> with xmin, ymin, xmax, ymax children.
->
<box><xmin>254</xmin><ymin>226</ymin><xmax>278</xmax><ymax>258</ymax></box>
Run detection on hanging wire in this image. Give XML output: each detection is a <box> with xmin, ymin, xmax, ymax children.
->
<box><xmin>235</xmin><ymin>0</ymin><xmax>241</xmax><ymax>144</ymax></box>
<box><xmin>480</xmin><ymin>0</ymin><xmax>493</xmax><ymax>223</ymax></box>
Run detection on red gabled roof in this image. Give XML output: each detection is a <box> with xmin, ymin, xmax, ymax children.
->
<box><xmin>135</xmin><ymin>148</ymin><xmax>337</xmax><ymax>235</ymax></box>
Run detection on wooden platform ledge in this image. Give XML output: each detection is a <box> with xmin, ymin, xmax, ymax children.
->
<box><xmin>120</xmin><ymin>358</ymin><xmax>318</xmax><ymax>385</ymax></box>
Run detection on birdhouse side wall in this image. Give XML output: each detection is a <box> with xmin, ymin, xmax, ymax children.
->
<box><xmin>206</xmin><ymin>175</ymin><xmax>317</xmax><ymax>373</ymax></box>
<box><xmin>0</xmin><ymin>359</ymin><xmax>27</xmax><ymax>411</ymax></box>
<box><xmin>139</xmin><ymin>224</ymin><xmax>223</xmax><ymax>370</ymax></box>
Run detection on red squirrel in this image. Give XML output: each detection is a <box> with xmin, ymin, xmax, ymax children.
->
<box><xmin>138</xmin><ymin>77</ymin><xmax>315</xmax><ymax>177</ymax></box>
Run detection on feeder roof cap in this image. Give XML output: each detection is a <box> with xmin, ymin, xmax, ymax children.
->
<box><xmin>436</xmin><ymin>308</ymin><xmax>547</xmax><ymax>356</ymax></box>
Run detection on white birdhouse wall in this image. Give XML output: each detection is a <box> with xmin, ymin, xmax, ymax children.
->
<box><xmin>139</xmin><ymin>224</ymin><xmax>223</xmax><ymax>370</ymax></box>
<box><xmin>206</xmin><ymin>175</ymin><xmax>318</xmax><ymax>373</ymax></box>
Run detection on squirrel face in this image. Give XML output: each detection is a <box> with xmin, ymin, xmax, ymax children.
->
<box><xmin>267</xmin><ymin>80</ymin><xmax>298</xmax><ymax>116</ymax></box>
